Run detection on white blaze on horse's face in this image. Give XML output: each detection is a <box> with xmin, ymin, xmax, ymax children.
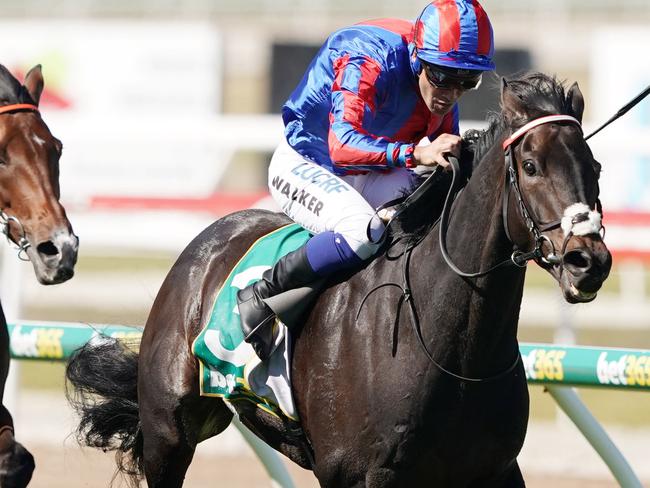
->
<box><xmin>31</xmin><ymin>134</ymin><xmax>47</xmax><ymax>146</ymax></box>
<box><xmin>560</xmin><ymin>203</ymin><xmax>602</xmax><ymax>237</ymax></box>
<box><xmin>0</xmin><ymin>98</ymin><xmax>78</xmax><ymax>284</ymax></box>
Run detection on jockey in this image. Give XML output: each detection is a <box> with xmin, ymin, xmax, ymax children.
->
<box><xmin>238</xmin><ymin>0</ymin><xmax>495</xmax><ymax>360</ymax></box>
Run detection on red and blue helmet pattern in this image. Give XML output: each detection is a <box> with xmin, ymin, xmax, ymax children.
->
<box><xmin>414</xmin><ymin>0</ymin><xmax>495</xmax><ymax>71</ymax></box>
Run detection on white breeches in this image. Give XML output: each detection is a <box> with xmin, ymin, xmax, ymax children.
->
<box><xmin>267</xmin><ymin>140</ymin><xmax>417</xmax><ymax>259</ymax></box>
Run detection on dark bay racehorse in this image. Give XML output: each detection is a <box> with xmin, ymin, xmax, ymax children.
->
<box><xmin>0</xmin><ymin>64</ymin><xmax>78</xmax><ymax>486</ymax></box>
<box><xmin>67</xmin><ymin>73</ymin><xmax>611</xmax><ymax>487</ymax></box>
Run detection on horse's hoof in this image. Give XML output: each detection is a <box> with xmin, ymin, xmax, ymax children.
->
<box><xmin>0</xmin><ymin>441</ymin><xmax>35</xmax><ymax>488</ymax></box>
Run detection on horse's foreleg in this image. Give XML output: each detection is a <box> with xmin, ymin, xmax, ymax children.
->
<box><xmin>0</xmin><ymin>406</ymin><xmax>35</xmax><ymax>488</ymax></box>
<box><xmin>0</xmin><ymin>309</ymin><xmax>35</xmax><ymax>487</ymax></box>
<box><xmin>0</xmin><ymin>375</ymin><xmax>35</xmax><ymax>488</ymax></box>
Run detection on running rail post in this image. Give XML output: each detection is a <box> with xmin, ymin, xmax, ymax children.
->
<box><xmin>232</xmin><ymin>417</ymin><xmax>296</xmax><ymax>488</ymax></box>
<box><xmin>546</xmin><ymin>386</ymin><xmax>643</xmax><ymax>488</ymax></box>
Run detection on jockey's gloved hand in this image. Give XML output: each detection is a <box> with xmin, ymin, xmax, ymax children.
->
<box><xmin>413</xmin><ymin>133</ymin><xmax>462</xmax><ymax>170</ymax></box>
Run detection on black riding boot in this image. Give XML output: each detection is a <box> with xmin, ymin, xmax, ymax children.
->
<box><xmin>237</xmin><ymin>245</ymin><xmax>320</xmax><ymax>361</ymax></box>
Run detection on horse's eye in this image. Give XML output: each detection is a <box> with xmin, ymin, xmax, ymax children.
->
<box><xmin>523</xmin><ymin>160</ymin><xmax>536</xmax><ymax>176</ymax></box>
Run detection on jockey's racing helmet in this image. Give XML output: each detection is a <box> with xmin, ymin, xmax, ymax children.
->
<box><xmin>411</xmin><ymin>0</ymin><xmax>495</xmax><ymax>76</ymax></box>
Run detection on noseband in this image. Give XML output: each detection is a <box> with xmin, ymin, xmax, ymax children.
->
<box><xmin>501</xmin><ymin>114</ymin><xmax>603</xmax><ymax>268</ymax></box>
<box><xmin>365</xmin><ymin>114</ymin><xmax>605</xmax><ymax>382</ymax></box>
<box><xmin>0</xmin><ymin>103</ymin><xmax>40</xmax><ymax>260</ymax></box>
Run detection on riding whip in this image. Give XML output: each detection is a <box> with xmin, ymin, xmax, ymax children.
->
<box><xmin>585</xmin><ymin>84</ymin><xmax>650</xmax><ymax>140</ymax></box>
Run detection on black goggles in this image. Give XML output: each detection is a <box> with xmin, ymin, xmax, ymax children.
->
<box><xmin>422</xmin><ymin>63</ymin><xmax>482</xmax><ymax>90</ymax></box>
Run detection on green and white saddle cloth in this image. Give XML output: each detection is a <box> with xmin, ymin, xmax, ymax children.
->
<box><xmin>192</xmin><ymin>224</ymin><xmax>311</xmax><ymax>421</ymax></box>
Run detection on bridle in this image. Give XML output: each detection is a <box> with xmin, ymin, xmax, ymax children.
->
<box><xmin>503</xmin><ymin>115</ymin><xmax>598</xmax><ymax>263</ymax></box>
<box><xmin>0</xmin><ymin>103</ymin><xmax>38</xmax><ymax>116</ymax></box>
<box><xmin>440</xmin><ymin>114</ymin><xmax>603</xmax><ymax>278</ymax></box>
<box><xmin>0</xmin><ymin>209</ymin><xmax>30</xmax><ymax>261</ymax></box>
<box><xmin>362</xmin><ymin>87</ymin><xmax>649</xmax><ymax>383</ymax></box>
<box><xmin>0</xmin><ymin>103</ymin><xmax>40</xmax><ymax>261</ymax></box>
<box><xmin>362</xmin><ymin>114</ymin><xmax>602</xmax><ymax>383</ymax></box>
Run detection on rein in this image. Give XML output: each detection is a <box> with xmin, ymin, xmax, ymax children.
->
<box><xmin>360</xmin><ymin>159</ymin><xmax>522</xmax><ymax>383</ymax></box>
<box><xmin>360</xmin><ymin>115</ymin><xmax>595</xmax><ymax>382</ymax></box>
<box><xmin>360</xmin><ymin>87</ymin><xmax>649</xmax><ymax>383</ymax></box>
<box><xmin>359</xmin><ymin>217</ymin><xmax>522</xmax><ymax>383</ymax></box>
<box><xmin>0</xmin><ymin>103</ymin><xmax>39</xmax><ymax>261</ymax></box>
<box><xmin>438</xmin><ymin>156</ymin><xmax>535</xmax><ymax>278</ymax></box>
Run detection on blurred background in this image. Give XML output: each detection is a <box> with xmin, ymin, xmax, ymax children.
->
<box><xmin>0</xmin><ymin>1</ymin><xmax>648</xmax><ymax>486</ymax></box>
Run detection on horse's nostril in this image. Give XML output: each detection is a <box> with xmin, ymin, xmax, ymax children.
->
<box><xmin>563</xmin><ymin>249</ymin><xmax>592</xmax><ymax>271</ymax></box>
<box><xmin>36</xmin><ymin>241</ymin><xmax>59</xmax><ymax>256</ymax></box>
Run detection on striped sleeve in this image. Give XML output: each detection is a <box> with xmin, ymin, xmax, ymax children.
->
<box><xmin>328</xmin><ymin>54</ymin><xmax>414</xmax><ymax>170</ymax></box>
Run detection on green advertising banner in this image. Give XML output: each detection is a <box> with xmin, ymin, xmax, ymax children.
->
<box><xmin>7</xmin><ymin>321</ymin><xmax>143</xmax><ymax>361</ymax></box>
<box><xmin>7</xmin><ymin>322</ymin><xmax>650</xmax><ymax>391</ymax></box>
<box><xmin>520</xmin><ymin>343</ymin><xmax>650</xmax><ymax>390</ymax></box>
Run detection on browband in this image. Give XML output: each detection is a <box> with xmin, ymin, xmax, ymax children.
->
<box><xmin>0</xmin><ymin>103</ymin><xmax>39</xmax><ymax>115</ymax></box>
<box><xmin>502</xmin><ymin>115</ymin><xmax>581</xmax><ymax>150</ymax></box>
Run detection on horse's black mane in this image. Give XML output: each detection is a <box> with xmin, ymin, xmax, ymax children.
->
<box><xmin>465</xmin><ymin>72</ymin><xmax>572</xmax><ymax>164</ymax></box>
<box><xmin>390</xmin><ymin>72</ymin><xmax>571</xmax><ymax>241</ymax></box>
<box><xmin>0</xmin><ymin>64</ymin><xmax>34</xmax><ymax>105</ymax></box>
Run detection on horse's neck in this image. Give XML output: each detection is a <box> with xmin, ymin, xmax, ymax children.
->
<box><xmin>414</xmin><ymin>144</ymin><xmax>525</xmax><ymax>376</ymax></box>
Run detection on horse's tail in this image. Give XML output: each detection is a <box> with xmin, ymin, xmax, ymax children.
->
<box><xmin>65</xmin><ymin>336</ymin><xmax>143</xmax><ymax>485</ymax></box>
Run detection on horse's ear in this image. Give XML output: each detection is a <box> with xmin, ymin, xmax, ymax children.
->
<box><xmin>500</xmin><ymin>77</ymin><xmax>527</xmax><ymax>125</ymax></box>
<box><xmin>566</xmin><ymin>82</ymin><xmax>584</xmax><ymax>123</ymax></box>
<box><xmin>23</xmin><ymin>65</ymin><xmax>44</xmax><ymax>106</ymax></box>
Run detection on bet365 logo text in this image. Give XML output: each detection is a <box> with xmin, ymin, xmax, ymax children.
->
<box><xmin>597</xmin><ymin>352</ymin><xmax>650</xmax><ymax>387</ymax></box>
<box><xmin>522</xmin><ymin>349</ymin><xmax>566</xmax><ymax>381</ymax></box>
<box><xmin>10</xmin><ymin>326</ymin><xmax>65</xmax><ymax>359</ymax></box>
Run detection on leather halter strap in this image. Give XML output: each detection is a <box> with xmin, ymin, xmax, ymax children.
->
<box><xmin>0</xmin><ymin>103</ymin><xmax>39</xmax><ymax>115</ymax></box>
